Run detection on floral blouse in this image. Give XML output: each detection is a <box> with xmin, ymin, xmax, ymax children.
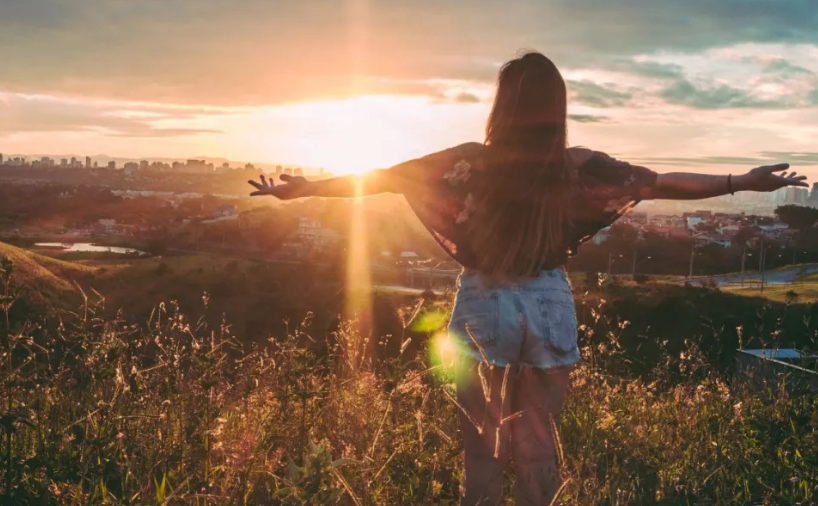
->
<box><xmin>385</xmin><ymin>142</ymin><xmax>658</xmax><ymax>269</ymax></box>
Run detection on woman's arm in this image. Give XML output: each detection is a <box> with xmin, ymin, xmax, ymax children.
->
<box><xmin>642</xmin><ymin>163</ymin><xmax>808</xmax><ymax>200</ymax></box>
<box><xmin>247</xmin><ymin>147</ymin><xmax>463</xmax><ymax>200</ymax></box>
<box><xmin>248</xmin><ymin>167</ymin><xmax>404</xmax><ymax>200</ymax></box>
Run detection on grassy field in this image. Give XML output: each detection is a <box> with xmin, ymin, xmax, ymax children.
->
<box><xmin>1</xmin><ymin>278</ymin><xmax>816</xmax><ymax>505</ymax></box>
<box><xmin>2</xmin><ymin>242</ymin><xmax>818</xmax><ymax>504</ymax></box>
<box><xmin>722</xmin><ymin>272</ymin><xmax>818</xmax><ymax>303</ymax></box>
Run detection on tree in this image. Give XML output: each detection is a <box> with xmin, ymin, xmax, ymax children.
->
<box><xmin>775</xmin><ymin>205</ymin><xmax>818</xmax><ymax>230</ymax></box>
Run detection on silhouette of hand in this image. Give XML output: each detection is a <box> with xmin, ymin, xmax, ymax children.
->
<box><xmin>248</xmin><ymin>174</ymin><xmax>310</xmax><ymax>200</ymax></box>
<box><xmin>740</xmin><ymin>163</ymin><xmax>808</xmax><ymax>192</ymax></box>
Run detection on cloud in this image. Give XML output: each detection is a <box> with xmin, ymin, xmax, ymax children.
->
<box><xmin>809</xmin><ymin>87</ymin><xmax>818</xmax><ymax>106</ymax></box>
<box><xmin>453</xmin><ymin>92</ymin><xmax>481</xmax><ymax>104</ymax></box>
<box><xmin>632</xmin><ymin>152</ymin><xmax>818</xmax><ymax>167</ymax></box>
<box><xmin>759</xmin><ymin>151</ymin><xmax>818</xmax><ymax>164</ymax></box>
<box><xmin>568</xmin><ymin>114</ymin><xmax>609</xmax><ymax>123</ymax></box>
<box><xmin>2</xmin><ymin>0</ymin><xmax>818</xmax><ymax>106</ymax></box>
<box><xmin>659</xmin><ymin>77</ymin><xmax>793</xmax><ymax>109</ymax></box>
<box><xmin>567</xmin><ymin>80</ymin><xmax>633</xmax><ymax>108</ymax></box>
<box><xmin>613</xmin><ymin>60</ymin><xmax>685</xmax><ymax>80</ymax></box>
<box><xmin>763</xmin><ymin>58</ymin><xmax>814</xmax><ymax>77</ymax></box>
<box><xmin>0</xmin><ymin>93</ymin><xmax>221</xmax><ymax>137</ymax></box>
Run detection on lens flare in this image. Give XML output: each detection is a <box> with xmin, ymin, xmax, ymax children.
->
<box><xmin>343</xmin><ymin>176</ymin><xmax>373</xmax><ymax>368</ymax></box>
<box><xmin>429</xmin><ymin>331</ymin><xmax>466</xmax><ymax>383</ymax></box>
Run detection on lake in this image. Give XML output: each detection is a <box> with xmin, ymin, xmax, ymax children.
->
<box><xmin>35</xmin><ymin>242</ymin><xmax>148</xmax><ymax>256</ymax></box>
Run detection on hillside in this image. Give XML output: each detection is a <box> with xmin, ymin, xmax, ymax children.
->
<box><xmin>0</xmin><ymin>241</ymin><xmax>97</xmax><ymax>310</ymax></box>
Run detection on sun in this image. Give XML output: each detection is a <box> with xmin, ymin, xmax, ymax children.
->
<box><xmin>259</xmin><ymin>95</ymin><xmax>436</xmax><ymax>176</ymax></box>
<box><xmin>312</xmin><ymin>97</ymin><xmax>417</xmax><ymax>175</ymax></box>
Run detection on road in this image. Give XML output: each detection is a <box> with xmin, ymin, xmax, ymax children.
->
<box><xmin>695</xmin><ymin>264</ymin><xmax>818</xmax><ymax>287</ymax></box>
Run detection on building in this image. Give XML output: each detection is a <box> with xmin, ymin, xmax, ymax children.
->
<box><xmin>794</xmin><ymin>187</ymin><xmax>809</xmax><ymax>205</ymax></box>
<box><xmin>275</xmin><ymin>165</ymin><xmax>283</xmax><ymax>175</ymax></box>
<box><xmin>85</xmin><ymin>156</ymin><xmax>91</xmax><ymax>168</ymax></box>
<box><xmin>297</xmin><ymin>217</ymin><xmax>340</xmax><ymax>249</ymax></box>
<box><xmin>239</xmin><ymin>208</ymin><xmax>270</xmax><ymax>231</ymax></box>
<box><xmin>107</xmin><ymin>161</ymin><xmax>116</xmax><ymax>170</ymax></box>
<box><xmin>0</xmin><ymin>154</ymin><xmax>4</xmax><ymax>165</ymax></box>
<box><xmin>123</xmin><ymin>162</ymin><xmax>139</xmax><ymax>176</ymax></box>
<box><xmin>61</xmin><ymin>158</ymin><xmax>68</xmax><ymax>167</ymax></box>
<box><xmin>294</xmin><ymin>168</ymin><xmax>304</xmax><ymax>177</ymax></box>
<box><xmin>686</xmin><ymin>216</ymin><xmax>704</xmax><ymax>229</ymax></box>
<box><xmin>284</xmin><ymin>167</ymin><xmax>293</xmax><ymax>176</ymax></box>
<box><xmin>202</xmin><ymin>205</ymin><xmax>238</xmax><ymax>224</ymax></box>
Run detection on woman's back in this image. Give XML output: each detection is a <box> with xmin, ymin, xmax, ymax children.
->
<box><xmin>385</xmin><ymin>142</ymin><xmax>658</xmax><ymax>276</ymax></box>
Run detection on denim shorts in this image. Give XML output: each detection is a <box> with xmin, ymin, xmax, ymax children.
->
<box><xmin>447</xmin><ymin>268</ymin><xmax>580</xmax><ymax>369</ymax></box>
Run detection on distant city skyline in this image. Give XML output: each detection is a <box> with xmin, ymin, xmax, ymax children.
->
<box><xmin>0</xmin><ymin>151</ymin><xmax>325</xmax><ymax>174</ymax></box>
<box><xmin>1</xmin><ymin>1</ymin><xmax>817</xmax><ymax>176</ymax></box>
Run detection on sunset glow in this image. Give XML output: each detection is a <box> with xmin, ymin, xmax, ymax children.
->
<box><xmin>1</xmin><ymin>2</ymin><xmax>817</xmax><ymax>176</ymax></box>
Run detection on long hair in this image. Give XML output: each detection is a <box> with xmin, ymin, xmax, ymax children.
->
<box><xmin>470</xmin><ymin>51</ymin><xmax>572</xmax><ymax>278</ymax></box>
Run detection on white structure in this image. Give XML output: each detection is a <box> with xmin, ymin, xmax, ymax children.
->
<box><xmin>297</xmin><ymin>217</ymin><xmax>340</xmax><ymax>249</ymax></box>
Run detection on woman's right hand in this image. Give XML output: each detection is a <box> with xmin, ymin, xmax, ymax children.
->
<box><xmin>248</xmin><ymin>174</ymin><xmax>311</xmax><ymax>200</ymax></box>
<box><xmin>737</xmin><ymin>163</ymin><xmax>808</xmax><ymax>192</ymax></box>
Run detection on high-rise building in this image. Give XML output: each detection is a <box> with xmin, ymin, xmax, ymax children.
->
<box><xmin>0</xmin><ymin>154</ymin><xmax>4</xmax><ymax>165</ymax></box>
<box><xmin>284</xmin><ymin>167</ymin><xmax>293</xmax><ymax>176</ymax></box>
<box><xmin>294</xmin><ymin>168</ymin><xmax>304</xmax><ymax>177</ymax></box>
<box><xmin>61</xmin><ymin>158</ymin><xmax>68</xmax><ymax>167</ymax></box>
<box><xmin>85</xmin><ymin>156</ymin><xmax>91</xmax><ymax>169</ymax></box>
<box><xmin>784</xmin><ymin>186</ymin><xmax>809</xmax><ymax>205</ymax></box>
<box><xmin>275</xmin><ymin>165</ymin><xmax>283</xmax><ymax>175</ymax></box>
<box><xmin>107</xmin><ymin>161</ymin><xmax>116</xmax><ymax>170</ymax></box>
<box><xmin>809</xmin><ymin>183</ymin><xmax>818</xmax><ymax>203</ymax></box>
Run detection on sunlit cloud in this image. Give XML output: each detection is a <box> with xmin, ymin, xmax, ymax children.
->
<box><xmin>1</xmin><ymin>1</ymin><xmax>818</xmax><ymax>178</ymax></box>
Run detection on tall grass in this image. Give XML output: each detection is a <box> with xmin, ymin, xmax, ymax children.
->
<box><xmin>1</xmin><ymin>256</ymin><xmax>816</xmax><ymax>505</ymax></box>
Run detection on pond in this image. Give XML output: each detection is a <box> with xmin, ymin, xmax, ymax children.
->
<box><xmin>35</xmin><ymin>242</ymin><xmax>148</xmax><ymax>256</ymax></box>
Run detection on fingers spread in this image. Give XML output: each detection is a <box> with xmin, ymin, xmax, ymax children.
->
<box><xmin>248</xmin><ymin>180</ymin><xmax>263</xmax><ymax>190</ymax></box>
<box><xmin>280</xmin><ymin>174</ymin><xmax>292</xmax><ymax>182</ymax></box>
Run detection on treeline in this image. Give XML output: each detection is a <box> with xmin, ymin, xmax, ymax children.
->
<box><xmin>571</xmin><ymin>206</ymin><xmax>818</xmax><ymax>276</ymax></box>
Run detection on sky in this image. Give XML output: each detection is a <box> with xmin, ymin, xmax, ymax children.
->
<box><xmin>1</xmin><ymin>0</ymin><xmax>818</xmax><ymax>176</ymax></box>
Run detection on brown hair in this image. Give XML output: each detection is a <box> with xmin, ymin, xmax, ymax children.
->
<box><xmin>470</xmin><ymin>51</ymin><xmax>572</xmax><ymax>278</ymax></box>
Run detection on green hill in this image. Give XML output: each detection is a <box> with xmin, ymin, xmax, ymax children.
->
<box><xmin>0</xmin><ymin>241</ymin><xmax>97</xmax><ymax>310</ymax></box>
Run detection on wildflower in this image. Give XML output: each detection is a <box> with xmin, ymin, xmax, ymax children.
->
<box><xmin>596</xmin><ymin>411</ymin><xmax>616</xmax><ymax>430</ymax></box>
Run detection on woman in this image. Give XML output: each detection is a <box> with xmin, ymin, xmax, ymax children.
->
<box><xmin>249</xmin><ymin>52</ymin><xmax>807</xmax><ymax>505</ymax></box>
